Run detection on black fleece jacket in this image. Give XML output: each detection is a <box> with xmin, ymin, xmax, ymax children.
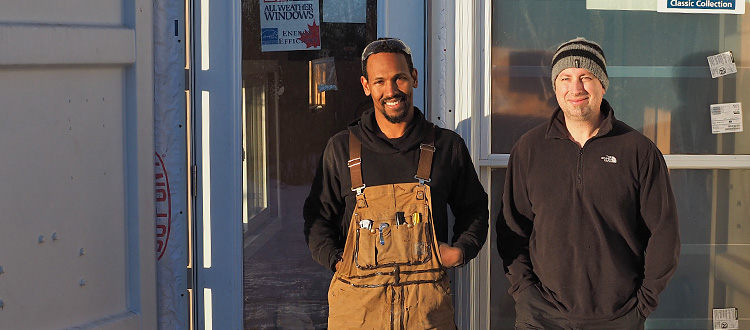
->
<box><xmin>304</xmin><ymin>107</ymin><xmax>489</xmax><ymax>272</ymax></box>
<box><xmin>498</xmin><ymin>100</ymin><xmax>680</xmax><ymax>323</ymax></box>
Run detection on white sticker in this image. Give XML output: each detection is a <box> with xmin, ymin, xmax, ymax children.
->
<box><xmin>711</xmin><ymin>103</ymin><xmax>743</xmax><ymax>134</ymax></box>
<box><xmin>713</xmin><ymin>308</ymin><xmax>739</xmax><ymax>330</ymax></box>
<box><xmin>587</xmin><ymin>0</ymin><xmax>656</xmax><ymax>11</ymax></box>
<box><xmin>707</xmin><ymin>52</ymin><xmax>737</xmax><ymax>78</ymax></box>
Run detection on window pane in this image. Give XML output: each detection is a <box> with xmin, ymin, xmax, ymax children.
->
<box><xmin>489</xmin><ymin>169</ymin><xmax>515</xmax><ymax>329</ymax></box>
<box><xmin>490</xmin><ymin>1</ymin><xmax>749</xmax><ymax>155</ymax></box>
<box><xmin>241</xmin><ymin>0</ymin><xmax>377</xmax><ymax>328</ymax></box>
<box><xmin>490</xmin><ymin>168</ymin><xmax>750</xmax><ymax>329</ymax></box>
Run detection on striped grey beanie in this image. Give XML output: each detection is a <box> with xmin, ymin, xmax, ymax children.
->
<box><xmin>551</xmin><ymin>37</ymin><xmax>608</xmax><ymax>91</ymax></box>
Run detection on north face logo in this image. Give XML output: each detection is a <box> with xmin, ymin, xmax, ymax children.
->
<box><xmin>601</xmin><ymin>155</ymin><xmax>617</xmax><ymax>164</ymax></box>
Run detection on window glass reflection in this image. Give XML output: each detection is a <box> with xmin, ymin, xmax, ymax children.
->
<box><xmin>490</xmin><ymin>0</ymin><xmax>749</xmax><ymax>155</ymax></box>
<box><xmin>241</xmin><ymin>0</ymin><xmax>376</xmax><ymax>328</ymax></box>
<box><xmin>489</xmin><ymin>168</ymin><xmax>750</xmax><ymax>329</ymax></box>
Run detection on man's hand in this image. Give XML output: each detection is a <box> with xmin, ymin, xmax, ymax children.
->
<box><xmin>335</xmin><ymin>260</ymin><xmax>342</xmax><ymax>272</ymax></box>
<box><xmin>439</xmin><ymin>242</ymin><xmax>464</xmax><ymax>268</ymax></box>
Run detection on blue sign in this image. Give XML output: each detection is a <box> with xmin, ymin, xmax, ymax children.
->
<box><xmin>667</xmin><ymin>0</ymin><xmax>735</xmax><ymax>9</ymax></box>
<box><xmin>658</xmin><ymin>0</ymin><xmax>744</xmax><ymax>13</ymax></box>
<box><xmin>261</xmin><ymin>28</ymin><xmax>278</xmax><ymax>45</ymax></box>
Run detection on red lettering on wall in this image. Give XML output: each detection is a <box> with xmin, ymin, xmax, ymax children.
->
<box><xmin>155</xmin><ymin>152</ymin><xmax>172</xmax><ymax>261</ymax></box>
<box><xmin>156</xmin><ymin>188</ymin><xmax>167</xmax><ymax>202</ymax></box>
<box><xmin>157</xmin><ymin>224</ymin><xmax>168</xmax><ymax>238</ymax></box>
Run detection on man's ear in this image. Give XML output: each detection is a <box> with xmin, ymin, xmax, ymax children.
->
<box><xmin>411</xmin><ymin>69</ymin><xmax>418</xmax><ymax>88</ymax></box>
<box><xmin>360</xmin><ymin>76</ymin><xmax>371</xmax><ymax>96</ymax></box>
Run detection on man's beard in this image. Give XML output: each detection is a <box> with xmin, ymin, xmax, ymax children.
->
<box><xmin>380</xmin><ymin>107</ymin><xmax>408</xmax><ymax>123</ymax></box>
<box><xmin>379</xmin><ymin>95</ymin><xmax>410</xmax><ymax>123</ymax></box>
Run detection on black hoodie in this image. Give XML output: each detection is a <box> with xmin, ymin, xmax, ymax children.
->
<box><xmin>304</xmin><ymin>107</ymin><xmax>489</xmax><ymax>271</ymax></box>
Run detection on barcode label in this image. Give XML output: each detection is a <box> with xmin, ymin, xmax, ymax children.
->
<box><xmin>708</xmin><ymin>53</ymin><xmax>730</xmax><ymax>65</ymax></box>
<box><xmin>713</xmin><ymin>308</ymin><xmax>739</xmax><ymax>330</ymax></box>
<box><xmin>710</xmin><ymin>103</ymin><xmax>743</xmax><ymax>134</ymax></box>
<box><xmin>707</xmin><ymin>52</ymin><xmax>737</xmax><ymax>78</ymax></box>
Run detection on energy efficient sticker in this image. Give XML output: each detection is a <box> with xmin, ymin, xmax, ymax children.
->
<box><xmin>713</xmin><ymin>308</ymin><xmax>739</xmax><ymax>330</ymax></box>
<box><xmin>710</xmin><ymin>103</ymin><xmax>743</xmax><ymax>134</ymax></box>
<box><xmin>259</xmin><ymin>0</ymin><xmax>321</xmax><ymax>52</ymax></box>
<box><xmin>658</xmin><ymin>0</ymin><xmax>745</xmax><ymax>14</ymax></box>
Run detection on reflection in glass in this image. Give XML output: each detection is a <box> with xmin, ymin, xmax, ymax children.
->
<box><xmin>243</xmin><ymin>74</ymin><xmax>270</xmax><ymax>223</ymax></box>
<box><xmin>655</xmin><ymin>169</ymin><xmax>750</xmax><ymax>329</ymax></box>
<box><xmin>241</xmin><ymin>0</ymin><xmax>377</xmax><ymax>328</ymax></box>
<box><xmin>490</xmin><ymin>0</ymin><xmax>749</xmax><ymax>155</ymax></box>
<box><xmin>490</xmin><ymin>168</ymin><xmax>750</xmax><ymax>330</ymax></box>
<box><xmin>489</xmin><ymin>169</ymin><xmax>514</xmax><ymax>329</ymax></box>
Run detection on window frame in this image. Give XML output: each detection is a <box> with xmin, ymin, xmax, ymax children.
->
<box><xmin>446</xmin><ymin>1</ymin><xmax>750</xmax><ymax>329</ymax></box>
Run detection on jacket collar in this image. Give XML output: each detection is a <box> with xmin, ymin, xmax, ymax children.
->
<box><xmin>545</xmin><ymin>99</ymin><xmax>616</xmax><ymax>140</ymax></box>
<box><xmin>348</xmin><ymin>107</ymin><xmax>431</xmax><ymax>153</ymax></box>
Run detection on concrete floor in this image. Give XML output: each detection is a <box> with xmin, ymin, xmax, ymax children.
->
<box><xmin>243</xmin><ymin>183</ymin><xmax>332</xmax><ymax>329</ymax></box>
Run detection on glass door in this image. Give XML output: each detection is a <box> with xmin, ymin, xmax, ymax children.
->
<box><xmin>486</xmin><ymin>2</ymin><xmax>750</xmax><ymax>329</ymax></box>
<box><xmin>240</xmin><ymin>0</ymin><xmax>377</xmax><ymax>327</ymax></box>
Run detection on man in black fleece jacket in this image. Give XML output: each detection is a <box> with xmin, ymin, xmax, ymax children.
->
<box><xmin>498</xmin><ymin>37</ymin><xmax>680</xmax><ymax>329</ymax></box>
<box><xmin>303</xmin><ymin>38</ymin><xmax>488</xmax><ymax>327</ymax></box>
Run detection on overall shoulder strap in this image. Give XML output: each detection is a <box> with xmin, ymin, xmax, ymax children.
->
<box><xmin>349</xmin><ymin>125</ymin><xmax>436</xmax><ymax>191</ymax></box>
<box><xmin>347</xmin><ymin>133</ymin><xmax>365</xmax><ymax>195</ymax></box>
<box><xmin>415</xmin><ymin>125</ymin><xmax>436</xmax><ymax>184</ymax></box>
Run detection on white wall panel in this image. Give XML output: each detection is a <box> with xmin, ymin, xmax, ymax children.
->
<box><xmin>0</xmin><ymin>25</ymin><xmax>135</xmax><ymax>66</ymax></box>
<box><xmin>0</xmin><ymin>67</ymin><xmax>129</xmax><ymax>327</ymax></box>
<box><xmin>0</xmin><ymin>0</ymin><xmax>156</xmax><ymax>328</ymax></box>
<box><xmin>0</xmin><ymin>0</ymin><xmax>123</xmax><ymax>25</ymax></box>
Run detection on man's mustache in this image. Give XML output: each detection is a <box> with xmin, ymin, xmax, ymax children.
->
<box><xmin>382</xmin><ymin>93</ymin><xmax>408</xmax><ymax>104</ymax></box>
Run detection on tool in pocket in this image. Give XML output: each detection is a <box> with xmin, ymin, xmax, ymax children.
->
<box><xmin>378</xmin><ymin>223</ymin><xmax>389</xmax><ymax>245</ymax></box>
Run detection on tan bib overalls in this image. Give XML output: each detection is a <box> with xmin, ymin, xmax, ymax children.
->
<box><xmin>327</xmin><ymin>129</ymin><xmax>456</xmax><ymax>330</ymax></box>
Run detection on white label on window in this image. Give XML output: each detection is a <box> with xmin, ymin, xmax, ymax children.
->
<box><xmin>707</xmin><ymin>52</ymin><xmax>737</xmax><ymax>78</ymax></box>
<box><xmin>586</xmin><ymin>0</ymin><xmax>656</xmax><ymax>11</ymax></box>
<box><xmin>713</xmin><ymin>308</ymin><xmax>739</xmax><ymax>330</ymax></box>
<box><xmin>710</xmin><ymin>103</ymin><xmax>743</xmax><ymax>134</ymax></box>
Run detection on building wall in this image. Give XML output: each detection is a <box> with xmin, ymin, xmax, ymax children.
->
<box><xmin>0</xmin><ymin>1</ymin><xmax>157</xmax><ymax>329</ymax></box>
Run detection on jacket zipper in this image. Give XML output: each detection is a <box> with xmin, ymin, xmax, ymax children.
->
<box><xmin>560</xmin><ymin>137</ymin><xmax>585</xmax><ymax>186</ymax></box>
<box><xmin>577</xmin><ymin>147</ymin><xmax>584</xmax><ymax>186</ymax></box>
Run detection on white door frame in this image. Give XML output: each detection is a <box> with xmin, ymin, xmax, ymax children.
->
<box><xmin>190</xmin><ymin>0</ymin><xmax>433</xmax><ymax>329</ymax></box>
<box><xmin>190</xmin><ymin>0</ymin><xmax>244</xmax><ymax>328</ymax></box>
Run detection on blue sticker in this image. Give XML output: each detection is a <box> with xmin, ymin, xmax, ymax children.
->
<box><xmin>261</xmin><ymin>28</ymin><xmax>278</xmax><ymax>45</ymax></box>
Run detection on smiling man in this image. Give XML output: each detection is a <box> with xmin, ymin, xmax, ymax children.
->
<box><xmin>361</xmin><ymin>51</ymin><xmax>414</xmax><ymax>126</ymax></box>
<box><xmin>497</xmin><ymin>37</ymin><xmax>681</xmax><ymax>329</ymax></box>
<box><xmin>304</xmin><ymin>38</ymin><xmax>488</xmax><ymax>329</ymax></box>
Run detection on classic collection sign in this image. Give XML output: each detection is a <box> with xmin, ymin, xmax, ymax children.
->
<box><xmin>658</xmin><ymin>0</ymin><xmax>745</xmax><ymax>14</ymax></box>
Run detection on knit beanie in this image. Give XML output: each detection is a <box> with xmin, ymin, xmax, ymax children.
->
<box><xmin>551</xmin><ymin>37</ymin><xmax>608</xmax><ymax>91</ymax></box>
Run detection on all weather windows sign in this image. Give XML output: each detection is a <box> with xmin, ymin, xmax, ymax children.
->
<box><xmin>658</xmin><ymin>0</ymin><xmax>745</xmax><ymax>14</ymax></box>
<box><xmin>260</xmin><ymin>0</ymin><xmax>321</xmax><ymax>52</ymax></box>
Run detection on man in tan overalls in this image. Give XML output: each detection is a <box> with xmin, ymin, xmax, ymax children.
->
<box><xmin>304</xmin><ymin>38</ymin><xmax>489</xmax><ymax>329</ymax></box>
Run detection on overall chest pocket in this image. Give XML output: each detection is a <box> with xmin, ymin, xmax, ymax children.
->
<box><xmin>355</xmin><ymin>212</ymin><xmax>432</xmax><ymax>269</ymax></box>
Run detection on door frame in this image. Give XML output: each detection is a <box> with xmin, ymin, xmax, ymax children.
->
<box><xmin>189</xmin><ymin>0</ymin><xmax>244</xmax><ymax>328</ymax></box>
<box><xmin>472</xmin><ymin>1</ymin><xmax>750</xmax><ymax>329</ymax></box>
<box><xmin>189</xmin><ymin>0</ymin><xmax>430</xmax><ymax>329</ymax></box>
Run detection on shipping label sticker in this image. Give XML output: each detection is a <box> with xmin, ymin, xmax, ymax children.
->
<box><xmin>708</xmin><ymin>51</ymin><xmax>737</xmax><ymax>78</ymax></box>
<box><xmin>713</xmin><ymin>308</ymin><xmax>739</xmax><ymax>330</ymax></box>
<box><xmin>710</xmin><ymin>103</ymin><xmax>743</xmax><ymax>134</ymax></box>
